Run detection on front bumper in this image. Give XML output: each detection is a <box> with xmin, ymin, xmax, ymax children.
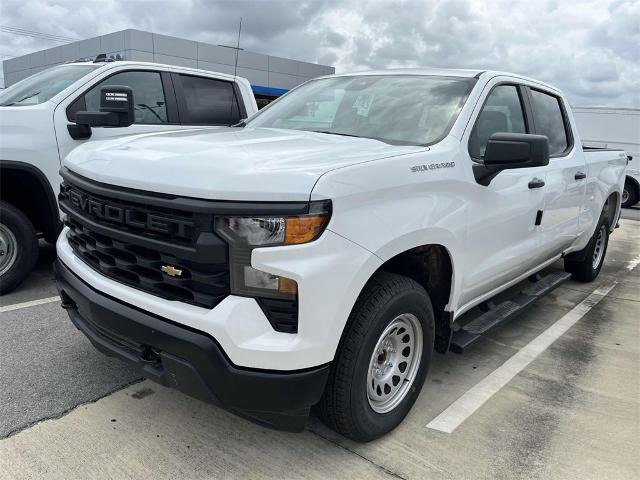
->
<box><xmin>54</xmin><ymin>259</ymin><xmax>330</xmax><ymax>432</ymax></box>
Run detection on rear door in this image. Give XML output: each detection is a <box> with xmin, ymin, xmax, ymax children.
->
<box><xmin>171</xmin><ymin>73</ymin><xmax>245</xmax><ymax>128</ymax></box>
<box><xmin>527</xmin><ymin>88</ymin><xmax>586</xmax><ymax>258</ymax></box>
<box><xmin>54</xmin><ymin>68</ymin><xmax>181</xmax><ymax>162</ymax></box>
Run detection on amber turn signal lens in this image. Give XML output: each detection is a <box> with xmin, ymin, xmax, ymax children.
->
<box><xmin>278</xmin><ymin>276</ymin><xmax>298</xmax><ymax>294</ymax></box>
<box><xmin>284</xmin><ymin>215</ymin><xmax>328</xmax><ymax>245</ymax></box>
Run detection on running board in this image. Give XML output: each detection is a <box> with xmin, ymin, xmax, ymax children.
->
<box><xmin>450</xmin><ymin>271</ymin><xmax>571</xmax><ymax>353</ymax></box>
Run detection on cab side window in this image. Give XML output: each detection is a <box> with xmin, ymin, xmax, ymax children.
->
<box><xmin>529</xmin><ymin>89</ymin><xmax>569</xmax><ymax>156</ymax></box>
<box><xmin>469</xmin><ymin>85</ymin><xmax>527</xmax><ymax>159</ymax></box>
<box><xmin>176</xmin><ymin>74</ymin><xmax>241</xmax><ymax>125</ymax></box>
<box><xmin>68</xmin><ymin>71</ymin><xmax>168</xmax><ymax>124</ymax></box>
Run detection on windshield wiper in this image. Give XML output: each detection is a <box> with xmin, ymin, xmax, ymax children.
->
<box><xmin>0</xmin><ymin>91</ymin><xmax>41</xmax><ymax>106</ymax></box>
<box><xmin>309</xmin><ymin>130</ymin><xmax>361</xmax><ymax>138</ymax></box>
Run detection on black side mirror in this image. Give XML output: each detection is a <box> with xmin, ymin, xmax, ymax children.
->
<box><xmin>77</xmin><ymin>86</ymin><xmax>135</xmax><ymax>127</ymax></box>
<box><xmin>474</xmin><ymin>133</ymin><xmax>549</xmax><ymax>185</ymax></box>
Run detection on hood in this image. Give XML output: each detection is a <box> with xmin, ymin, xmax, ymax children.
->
<box><xmin>63</xmin><ymin>127</ymin><xmax>425</xmax><ymax>201</ymax></box>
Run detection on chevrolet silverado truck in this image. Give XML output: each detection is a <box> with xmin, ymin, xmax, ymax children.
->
<box><xmin>0</xmin><ymin>58</ymin><xmax>257</xmax><ymax>293</ymax></box>
<box><xmin>54</xmin><ymin>69</ymin><xmax>626</xmax><ymax>441</ymax></box>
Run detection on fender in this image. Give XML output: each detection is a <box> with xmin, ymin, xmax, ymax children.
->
<box><xmin>0</xmin><ymin>160</ymin><xmax>61</xmax><ymax>241</ymax></box>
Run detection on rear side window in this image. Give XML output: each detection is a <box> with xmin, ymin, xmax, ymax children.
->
<box><xmin>469</xmin><ymin>85</ymin><xmax>527</xmax><ymax>159</ymax></box>
<box><xmin>69</xmin><ymin>70</ymin><xmax>168</xmax><ymax>124</ymax></box>
<box><xmin>177</xmin><ymin>74</ymin><xmax>241</xmax><ymax>125</ymax></box>
<box><xmin>529</xmin><ymin>89</ymin><xmax>569</xmax><ymax>156</ymax></box>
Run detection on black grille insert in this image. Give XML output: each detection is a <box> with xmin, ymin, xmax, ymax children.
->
<box><xmin>65</xmin><ymin>218</ymin><xmax>229</xmax><ymax>309</ymax></box>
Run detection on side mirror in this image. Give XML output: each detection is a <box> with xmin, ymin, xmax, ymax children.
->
<box><xmin>474</xmin><ymin>133</ymin><xmax>549</xmax><ymax>185</ymax></box>
<box><xmin>70</xmin><ymin>86</ymin><xmax>135</xmax><ymax>140</ymax></box>
<box><xmin>484</xmin><ymin>133</ymin><xmax>549</xmax><ymax>168</ymax></box>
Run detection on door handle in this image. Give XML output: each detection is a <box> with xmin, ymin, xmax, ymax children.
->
<box><xmin>528</xmin><ymin>178</ymin><xmax>545</xmax><ymax>189</ymax></box>
<box><xmin>574</xmin><ymin>171</ymin><xmax>586</xmax><ymax>180</ymax></box>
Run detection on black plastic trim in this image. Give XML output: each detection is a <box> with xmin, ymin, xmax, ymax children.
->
<box><xmin>160</xmin><ymin>71</ymin><xmax>180</xmax><ymax>124</ymax></box>
<box><xmin>54</xmin><ymin>259</ymin><xmax>330</xmax><ymax>431</ymax></box>
<box><xmin>0</xmin><ymin>160</ymin><xmax>61</xmax><ymax>241</ymax></box>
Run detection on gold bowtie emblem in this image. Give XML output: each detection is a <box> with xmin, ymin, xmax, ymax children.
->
<box><xmin>161</xmin><ymin>265</ymin><xmax>183</xmax><ymax>277</ymax></box>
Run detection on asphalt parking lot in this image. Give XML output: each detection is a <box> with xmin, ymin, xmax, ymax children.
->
<box><xmin>1</xmin><ymin>207</ymin><xmax>639</xmax><ymax>480</ymax></box>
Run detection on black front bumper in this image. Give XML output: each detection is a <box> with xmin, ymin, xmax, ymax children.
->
<box><xmin>54</xmin><ymin>260</ymin><xmax>330</xmax><ymax>432</ymax></box>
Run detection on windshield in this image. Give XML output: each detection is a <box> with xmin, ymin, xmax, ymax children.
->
<box><xmin>246</xmin><ymin>75</ymin><xmax>475</xmax><ymax>145</ymax></box>
<box><xmin>0</xmin><ymin>64</ymin><xmax>101</xmax><ymax>106</ymax></box>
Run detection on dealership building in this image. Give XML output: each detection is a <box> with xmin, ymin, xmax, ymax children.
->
<box><xmin>1</xmin><ymin>29</ymin><xmax>335</xmax><ymax>106</ymax></box>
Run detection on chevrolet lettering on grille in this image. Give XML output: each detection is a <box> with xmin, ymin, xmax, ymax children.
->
<box><xmin>63</xmin><ymin>185</ymin><xmax>194</xmax><ymax>237</ymax></box>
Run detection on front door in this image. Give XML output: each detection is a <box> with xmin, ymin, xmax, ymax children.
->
<box><xmin>458</xmin><ymin>82</ymin><xmax>547</xmax><ymax>309</ymax></box>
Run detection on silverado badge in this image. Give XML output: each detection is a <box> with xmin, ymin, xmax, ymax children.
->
<box><xmin>161</xmin><ymin>265</ymin><xmax>183</xmax><ymax>277</ymax></box>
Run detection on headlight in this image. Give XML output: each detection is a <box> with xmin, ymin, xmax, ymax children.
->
<box><xmin>214</xmin><ymin>201</ymin><xmax>331</xmax><ymax>299</ymax></box>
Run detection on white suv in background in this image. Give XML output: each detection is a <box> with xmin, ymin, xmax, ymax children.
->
<box><xmin>0</xmin><ymin>60</ymin><xmax>258</xmax><ymax>293</ymax></box>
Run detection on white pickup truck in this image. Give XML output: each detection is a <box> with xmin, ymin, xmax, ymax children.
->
<box><xmin>0</xmin><ymin>59</ymin><xmax>257</xmax><ymax>293</ymax></box>
<box><xmin>53</xmin><ymin>68</ymin><xmax>626</xmax><ymax>441</ymax></box>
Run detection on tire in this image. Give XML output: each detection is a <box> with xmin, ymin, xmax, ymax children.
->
<box><xmin>564</xmin><ymin>214</ymin><xmax>609</xmax><ymax>282</ymax></box>
<box><xmin>0</xmin><ymin>201</ymin><xmax>39</xmax><ymax>294</ymax></box>
<box><xmin>621</xmin><ymin>180</ymin><xmax>639</xmax><ymax>208</ymax></box>
<box><xmin>318</xmin><ymin>272</ymin><xmax>434</xmax><ymax>442</ymax></box>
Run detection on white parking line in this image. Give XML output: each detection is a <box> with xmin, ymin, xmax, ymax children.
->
<box><xmin>0</xmin><ymin>296</ymin><xmax>60</xmax><ymax>313</ymax></box>
<box><xmin>625</xmin><ymin>254</ymin><xmax>640</xmax><ymax>271</ymax></box>
<box><xmin>427</xmin><ymin>281</ymin><xmax>617</xmax><ymax>434</ymax></box>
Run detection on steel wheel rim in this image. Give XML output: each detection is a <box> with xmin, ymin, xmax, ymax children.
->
<box><xmin>367</xmin><ymin>313</ymin><xmax>423</xmax><ymax>414</ymax></box>
<box><xmin>0</xmin><ymin>223</ymin><xmax>18</xmax><ymax>276</ymax></box>
<box><xmin>592</xmin><ymin>224</ymin><xmax>606</xmax><ymax>270</ymax></box>
<box><xmin>622</xmin><ymin>188</ymin><xmax>629</xmax><ymax>204</ymax></box>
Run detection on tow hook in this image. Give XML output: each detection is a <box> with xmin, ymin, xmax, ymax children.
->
<box><xmin>59</xmin><ymin>291</ymin><xmax>77</xmax><ymax>310</ymax></box>
<box><xmin>141</xmin><ymin>345</ymin><xmax>162</xmax><ymax>364</ymax></box>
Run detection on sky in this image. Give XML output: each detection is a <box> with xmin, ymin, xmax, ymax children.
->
<box><xmin>0</xmin><ymin>0</ymin><xmax>638</xmax><ymax>107</ymax></box>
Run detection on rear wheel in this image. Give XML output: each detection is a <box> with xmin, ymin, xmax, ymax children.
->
<box><xmin>621</xmin><ymin>180</ymin><xmax>638</xmax><ymax>208</ymax></box>
<box><xmin>0</xmin><ymin>201</ymin><xmax>38</xmax><ymax>294</ymax></box>
<box><xmin>564</xmin><ymin>214</ymin><xmax>609</xmax><ymax>282</ymax></box>
<box><xmin>318</xmin><ymin>272</ymin><xmax>434</xmax><ymax>442</ymax></box>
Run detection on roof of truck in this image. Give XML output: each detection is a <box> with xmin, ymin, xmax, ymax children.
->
<box><xmin>327</xmin><ymin>68</ymin><xmax>561</xmax><ymax>94</ymax></box>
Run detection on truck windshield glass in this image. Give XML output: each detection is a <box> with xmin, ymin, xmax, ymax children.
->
<box><xmin>0</xmin><ymin>64</ymin><xmax>101</xmax><ymax>106</ymax></box>
<box><xmin>246</xmin><ymin>75</ymin><xmax>475</xmax><ymax>145</ymax></box>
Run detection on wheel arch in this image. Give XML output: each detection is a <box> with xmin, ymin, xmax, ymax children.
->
<box><xmin>0</xmin><ymin>160</ymin><xmax>60</xmax><ymax>242</ymax></box>
<box><xmin>605</xmin><ymin>190</ymin><xmax>621</xmax><ymax>232</ymax></box>
<box><xmin>339</xmin><ymin>239</ymin><xmax>457</xmax><ymax>357</ymax></box>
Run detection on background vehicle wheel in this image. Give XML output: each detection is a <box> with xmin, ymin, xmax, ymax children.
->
<box><xmin>621</xmin><ymin>180</ymin><xmax>638</xmax><ymax>208</ymax></box>
<box><xmin>0</xmin><ymin>201</ymin><xmax>39</xmax><ymax>294</ymax></box>
<box><xmin>564</xmin><ymin>214</ymin><xmax>609</xmax><ymax>282</ymax></box>
<box><xmin>318</xmin><ymin>272</ymin><xmax>434</xmax><ymax>442</ymax></box>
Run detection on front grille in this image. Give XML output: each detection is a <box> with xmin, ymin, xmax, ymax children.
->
<box><xmin>59</xmin><ymin>172</ymin><xmax>230</xmax><ymax>309</ymax></box>
<box><xmin>66</xmin><ymin>218</ymin><xmax>229</xmax><ymax>308</ymax></box>
<box><xmin>59</xmin><ymin>169</ymin><xmax>302</xmax><ymax>332</ymax></box>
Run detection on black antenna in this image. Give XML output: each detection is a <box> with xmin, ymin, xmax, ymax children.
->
<box><xmin>233</xmin><ymin>17</ymin><xmax>242</xmax><ymax>81</ymax></box>
<box><xmin>230</xmin><ymin>17</ymin><xmax>243</xmax><ymax>125</ymax></box>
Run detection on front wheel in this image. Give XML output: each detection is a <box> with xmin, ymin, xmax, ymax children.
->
<box><xmin>0</xmin><ymin>201</ymin><xmax>39</xmax><ymax>294</ymax></box>
<box><xmin>318</xmin><ymin>272</ymin><xmax>434</xmax><ymax>442</ymax></box>
<box><xmin>564</xmin><ymin>215</ymin><xmax>609</xmax><ymax>282</ymax></box>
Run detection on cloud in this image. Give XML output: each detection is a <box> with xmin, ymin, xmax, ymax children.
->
<box><xmin>0</xmin><ymin>0</ymin><xmax>638</xmax><ymax>106</ymax></box>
